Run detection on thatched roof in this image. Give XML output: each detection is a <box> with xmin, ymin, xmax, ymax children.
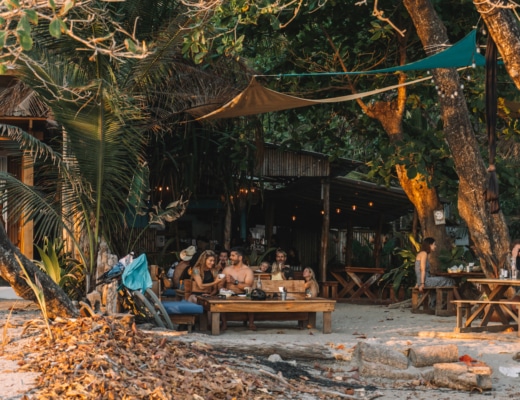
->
<box><xmin>0</xmin><ymin>76</ymin><xmax>49</xmax><ymax>118</ymax></box>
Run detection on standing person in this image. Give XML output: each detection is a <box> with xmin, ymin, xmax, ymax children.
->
<box><xmin>188</xmin><ymin>250</ymin><xmax>223</xmax><ymax>303</ymax></box>
<box><xmin>271</xmin><ymin>248</ymin><xmax>294</xmax><ymax>280</ymax></box>
<box><xmin>303</xmin><ymin>267</ymin><xmax>319</xmax><ymax>298</ymax></box>
<box><xmin>415</xmin><ymin>237</ymin><xmax>455</xmax><ymax>292</ymax></box>
<box><xmin>216</xmin><ymin>249</ymin><xmax>229</xmax><ymax>273</ymax></box>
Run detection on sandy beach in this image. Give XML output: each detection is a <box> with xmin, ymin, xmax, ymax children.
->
<box><xmin>1</xmin><ymin>292</ymin><xmax>520</xmax><ymax>399</ymax></box>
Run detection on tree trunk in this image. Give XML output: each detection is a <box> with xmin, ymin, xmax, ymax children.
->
<box><xmin>473</xmin><ymin>1</ymin><xmax>520</xmax><ymax>90</ymax></box>
<box><xmin>403</xmin><ymin>0</ymin><xmax>510</xmax><ymax>278</ymax></box>
<box><xmin>0</xmin><ymin>223</ymin><xmax>78</xmax><ymax>318</ymax></box>
<box><xmin>364</xmin><ymin>82</ymin><xmax>450</xmax><ymax>271</ymax></box>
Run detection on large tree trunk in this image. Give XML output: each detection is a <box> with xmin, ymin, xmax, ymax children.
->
<box><xmin>403</xmin><ymin>0</ymin><xmax>510</xmax><ymax>277</ymax></box>
<box><xmin>362</xmin><ymin>44</ymin><xmax>450</xmax><ymax>270</ymax></box>
<box><xmin>0</xmin><ymin>223</ymin><xmax>78</xmax><ymax>318</ymax></box>
<box><xmin>473</xmin><ymin>1</ymin><xmax>520</xmax><ymax>90</ymax></box>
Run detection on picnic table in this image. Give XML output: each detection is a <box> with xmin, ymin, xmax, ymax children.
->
<box><xmin>330</xmin><ymin>267</ymin><xmax>385</xmax><ymax>300</ymax></box>
<box><xmin>197</xmin><ymin>295</ymin><xmax>336</xmax><ymax>335</ymax></box>
<box><xmin>453</xmin><ymin>278</ymin><xmax>520</xmax><ymax>336</ymax></box>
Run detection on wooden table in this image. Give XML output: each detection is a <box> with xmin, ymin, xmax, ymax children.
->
<box><xmin>197</xmin><ymin>296</ymin><xmax>336</xmax><ymax>335</ymax></box>
<box><xmin>434</xmin><ymin>271</ymin><xmax>486</xmax><ymax>299</ymax></box>
<box><xmin>331</xmin><ymin>267</ymin><xmax>385</xmax><ymax>300</ymax></box>
<box><xmin>453</xmin><ymin>278</ymin><xmax>520</xmax><ymax>335</ymax></box>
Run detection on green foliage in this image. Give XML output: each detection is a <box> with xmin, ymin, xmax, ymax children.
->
<box><xmin>437</xmin><ymin>245</ymin><xmax>476</xmax><ymax>271</ymax></box>
<box><xmin>16</xmin><ymin>254</ymin><xmax>53</xmax><ymax>340</ymax></box>
<box><xmin>248</xmin><ymin>247</ymin><xmax>276</xmax><ymax>266</ymax></box>
<box><xmin>380</xmin><ymin>233</ymin><xmax>420</xmax><ymax>292</ymax></box>
<box><xmin>34</xmin><ymin>237</ymin><xmax>84</xmax><ymax>301</ymax></box>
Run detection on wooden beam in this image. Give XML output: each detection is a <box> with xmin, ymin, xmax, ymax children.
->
<box><xmin>320</xmin><ymin>179</ymin><xmax>330</xmax><ymax>282</ymax></box>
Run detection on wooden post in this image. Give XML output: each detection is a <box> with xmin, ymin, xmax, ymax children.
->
<box><xmin>373</xmin><ymin>214</ymin><xmax>383</xmax><ymax>268</ymax></box>
<box><xmin>346</xmin><ymin>219</ymin><xmax>353</xmax><ymax>267</ymax></box>
<box><xmin>265</xmin><ymin>200</ymin><xmax>275</xmax><ymax>249</ymax></box>
<box><xmin>320</xmin><ymin>179</ymin><xmax>330</xmax><ymax>282</ymax></box>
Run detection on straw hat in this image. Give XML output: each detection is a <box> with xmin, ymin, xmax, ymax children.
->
<box><xmin>180</xmin><ymin>246</ymin><xmax>196</xmax><ymax>261</ymax></box>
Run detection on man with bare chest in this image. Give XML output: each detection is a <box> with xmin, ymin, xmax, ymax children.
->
<box><xmin>221</xmin><ymin>247</ymin><xmax>254</xmax><ymax>293</ymax></box>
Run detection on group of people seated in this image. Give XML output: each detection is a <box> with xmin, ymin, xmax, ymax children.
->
<box><xmin>165</xmin><ymin>245</ymin><xmax>320</xmax><ymax>330</ymax></box>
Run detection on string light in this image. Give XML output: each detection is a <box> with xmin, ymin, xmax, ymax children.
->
<box><xmin>352</xmin><ymin>205</ymin><xmax>357</xmax><ymax>211</ymax></box>
<box><xmin>292</xmin><ymin>215</ymin><xmax>296</xmax><ymax>221</ymax></box>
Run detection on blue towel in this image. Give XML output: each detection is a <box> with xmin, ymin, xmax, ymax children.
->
<box><xmin>122</xmin><ymin>254</ymin><xmax>152</xmax><ymax>293</ymax></box>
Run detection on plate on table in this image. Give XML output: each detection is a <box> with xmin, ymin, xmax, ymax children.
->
<box><xmin>237</xmin><ymin>294</ymin><xmax>247</xmax><ymax>298</ymax></box>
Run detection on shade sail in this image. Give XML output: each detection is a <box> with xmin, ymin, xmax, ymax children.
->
<box><xmin>196</xmin><ymin>30</ymin><xmax>484</xmax><ymax>121</ymax></box>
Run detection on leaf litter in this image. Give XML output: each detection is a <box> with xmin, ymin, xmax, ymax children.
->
<box><xmin>5</xmin><ymin>314</ymin><xmax>376</xmax><ymax>399</ymax></box>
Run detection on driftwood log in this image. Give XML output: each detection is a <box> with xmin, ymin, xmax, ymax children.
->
<box><xmin>409</xmin><ymin>344</ymin><xmax>459</xmax><ymax>367</ymax></box>
<box><xmin>433</xmin><ymin>362</ymin><xmax>492</xmax><ymax>391</ymax></box>
<box><xmin>358</xmin><ymin>360</ymin><xmax>430</xmax><ymax>380</ymax></box>
<box><xmin>354</xmin><ymin>341</ymin><xmax>409</xmax><ymax>369</ymax></box>
<box><xmin>174</xmin><ymin>338</ymin><xmax>335</xmax><ymax>360</ymax></box>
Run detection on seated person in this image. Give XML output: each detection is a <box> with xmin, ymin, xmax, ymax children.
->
<box><xmin>270</xmin><ymin>261</ymin><xmax>285</xmax><ymax>281</ymax></box>
<box><xmin>271</xmin><ymin>248</ymin><xmax>293</xmax><ymax>280</ymax></box>
<box><xmin>216</xmin><ymin>249</ymin><xmax>230</xmax><ymax>273</ymax></box>
<box><xmin>187</xmin><ymin>250</ymin><xmax>223</xmax><ymax>303</ymax></box>
<box><xmin>303</xmin><ymin>267</ymin><xmax>319</xmax><ymax>298</ymax></box>
<box><xmin>220</xmin><ymin>247</ymin><xmax>255</xmax><ymax>330</ymax></box>
<box><xmin>173</xmin><ymin>245</ymin><xmax>197</xmax><ymax>289</ymax></box>
<box><xmin>256</xmin><ymin>261</ymin><xmax>271</xmax><ymax>273</ymax></box>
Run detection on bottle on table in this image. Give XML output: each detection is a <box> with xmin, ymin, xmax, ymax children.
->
<box><xmin>256</xmin><ymin>274</ymin><xmax>262</xmax><ymax>289</ymax></box>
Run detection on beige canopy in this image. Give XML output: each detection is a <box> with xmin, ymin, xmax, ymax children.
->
<box><xmin>196</xmin><ymin>75</ymin><xmax>433</xmax><ymax>121</ymax></box>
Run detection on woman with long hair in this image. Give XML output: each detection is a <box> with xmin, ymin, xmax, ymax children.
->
<box><xmin>188</xmin><ymin>250</ymin><xmax>223</xmax><ymax>302</ymax></box>
<box><xmin>415</xmin><ymin>237</ymin><xmax>454</xmax><ymax>292</ymax></box>
<box><xmin>303</xmin><ymin>267</ymin><xmax>319</xmax><ymax>298</ymax></box>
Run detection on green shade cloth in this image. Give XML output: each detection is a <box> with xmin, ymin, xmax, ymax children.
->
<box><xmin>196</xmin><ymin>30</ymin><xmax>484</xmax><ymax>120</ymax></box>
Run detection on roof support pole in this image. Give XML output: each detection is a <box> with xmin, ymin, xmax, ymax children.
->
<box><xmin>374</xmin><ymin>214</ymin><xmax>383</xmax><ymax>268</ymax></box>
<box><xmin>346</xmin><ymin>219</ymin><xmax>353</xmax><ymax>267</ymax></box>
<box><xmin>319</xmin><ymin>178</ymin><xmax>330</xmax><ymax>282</ymax></box>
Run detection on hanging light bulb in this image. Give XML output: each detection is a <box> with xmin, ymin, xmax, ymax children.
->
<box><xmin>352</xmin><ymin>205</ymin><xmax>357</xmax><ymax>211</ymax></box>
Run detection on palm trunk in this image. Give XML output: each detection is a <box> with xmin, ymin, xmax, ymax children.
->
<box><xmin>0</xmin><ymin>223</ymin><xmax>78</xmax><ymax>318</ymax></box>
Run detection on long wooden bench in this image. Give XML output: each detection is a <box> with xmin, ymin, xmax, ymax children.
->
<box><xmin>452</xmin><ymin>299</ymin><xmax>520</xmax><ymax>336</ymax></box>
<box><xmin>411</xmin><ymin>286</ymin><xmax>458</xmax><ymax>316</ymax></box>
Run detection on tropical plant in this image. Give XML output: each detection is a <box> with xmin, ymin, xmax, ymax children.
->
<box><xmin>34</xmin><ymin>237</ymin><xmax>84</xmax><ymax>301</ymax></box>
<box><xmin>437</xmin><ymin>245</ymin><xmax>476</xmax><ymax>272</ymax></box>
<box><xmin>248</xmin><ymin>247</ymin><xmax>277</xmax><ymax>266</ymax></box>
<box><xmin>17</xmin><ymin>254</ymin><xmax>53</xmax><ymax>340</ymax></box>
<box><xmin>380</xmin><ymin>233</ymin><xmax>420</xmax><ymax>293</ymax></box>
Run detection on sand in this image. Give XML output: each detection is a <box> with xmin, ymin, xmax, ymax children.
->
<box><xmin>1</xmin><ymin>297</ymin><xmax>520</xmax><ymax>399</ymax></box>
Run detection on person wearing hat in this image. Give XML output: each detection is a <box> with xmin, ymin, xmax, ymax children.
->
<box><xmin>172</xmin><ymin>246</ymin><xmax>196</xmax><ymax>289</ymax></box>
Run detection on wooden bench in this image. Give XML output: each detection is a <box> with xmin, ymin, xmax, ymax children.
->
<box><xmin>411</xmin><ymin>286</ymin><xmax>458</xmax><ymax>316</ymax></box>
<box><xmin>452</xmin><ymin>299</ymin><xmax>520</xmax><ymax>336</ymax></box>
<box><xmin>162</xmin><ymin>300</ymin><xmax>203</xmax><ymax>332</ymax></box>
<box><xmin>260</xmin><ymin>279</ymin><xmax>306</xmax><ymax>296</ymax></box>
